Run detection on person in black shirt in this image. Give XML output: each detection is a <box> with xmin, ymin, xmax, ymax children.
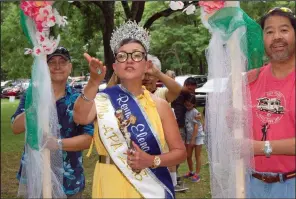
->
<box><xmin>171</xmin><ymin>77</ymin><xmax>197</xmax><ymax>189</ymax></box>
<box><xmin>172</xmin><ymin>77</ymin><xmax>197</xmax><ymax>141</ymax></box>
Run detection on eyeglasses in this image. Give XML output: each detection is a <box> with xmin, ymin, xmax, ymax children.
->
<box><xmin>115</xmin><ymin>51</ymin><xmax>146</xmax><ymax>63</ymax></box>
<box><xmin>268</xmin><ymin>7</ymin><xmax>294</xmax><ymax>14</ymax></box>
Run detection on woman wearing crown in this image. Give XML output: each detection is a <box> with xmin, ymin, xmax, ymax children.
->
<box><xmin>73</xmin><ymin>21</ymin><xmax>186</xmax><ymax>198</ymax></box>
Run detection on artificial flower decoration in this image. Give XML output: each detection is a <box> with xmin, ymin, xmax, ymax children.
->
<box><xmin>20</xmin><ymin>0</ymin><xmax>67</xmax><ymax>56</ymax></box>
<box><xmin>169</xmin><ymin>1</ymin><xmax>197</xmax><ymax>15</ymax></box>
<box><xmin>33</xmin><ymin>1</ymin><xmax>54</xmax><ymax>7</ymax></box>
<box><xmin>198</xmin><ymin>1</ymin><xmax>225</xmax><ymax>14</ymax></box>
<box><xmin>169</xmin><ymin>1</ymin><xmax>184</xmax><ymax>10</ymax></box>
<box><xmin>169</xmin><ymin>1</ymin><xmax>225</xmax><ymax>15</ymax></box>
<box><xmin>183</xmin><ymin>4</ymin><xmax>196</xmax><ymax>15</ymax></box>
<box><xmin>24</xmin><ymin>48</ymin><xmax>33</xmax><ymax>55</ymax></box>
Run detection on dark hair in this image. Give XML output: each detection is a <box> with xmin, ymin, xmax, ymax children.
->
<box><xmin>260</xmin><ymin>7</ymin><xmax>296</xmax><ymax>31</ymax></box>
<box><xmin>184</xmin><ymin>93</ymin><xmax>196</xmax><ymax>105</ymax></box>
<box><xmin>184</xmin><ymin>77</ymin><xmax>196</xmax><ymax>86</ymax></box>
<box><xmin>118</xmin><ymin>38</ymin><xmax>147</xmax><ymax>52</ymax></box>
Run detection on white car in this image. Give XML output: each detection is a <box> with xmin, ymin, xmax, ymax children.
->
<box><xmin>196</xmin><ymin>78</ymin><xmax>228</xmax><ymax>93</ymax></box>
<box><xmin>194</xmin><ymin>78</ymin><xmax>229</xmax><ymax>106</ymax></box>
<box><xmin>1</xmin><ymin>80</ymin><xmax>12</xmax><ymax>87</ymax></box>
<box><xmin>99</xmin><ymin>83</ymin><xmax>107</xmax><ymax>91</ymax></box>
<box><xmin>175</xmin><ymin>74</ymin><xmax>207</xmax><ymax>87</ymax></box>
<box><xmin>175</xmin><ymin>75</ymin><xmax>207</xmax><ymax>106</ymax></box>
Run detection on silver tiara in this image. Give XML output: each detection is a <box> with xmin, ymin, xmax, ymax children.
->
<box><xmin>110</xmin><ymin>21</ymin><xmax>150</xmax><ymax>54</ymax></box>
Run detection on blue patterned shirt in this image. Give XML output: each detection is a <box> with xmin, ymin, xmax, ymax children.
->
<box><xmin>11</xmin><ymin>84</ymin><xmax>94</xmax><ymax>196</ymax></box>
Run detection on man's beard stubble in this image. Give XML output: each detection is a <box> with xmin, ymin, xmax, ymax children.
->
<box><xmin>267</xmin><ymin>39</ymin><xmax>291</xmax><ymax>61</ymax></box>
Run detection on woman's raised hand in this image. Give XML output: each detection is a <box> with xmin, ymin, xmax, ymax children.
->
<box><xmin>84</xmin><ymin>53</ymin><xmax>106</xmax><ymax>85</ymax></box>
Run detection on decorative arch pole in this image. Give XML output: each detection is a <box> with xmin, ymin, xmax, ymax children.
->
<box><xmin>169</xmin><ymin>1</ymin><xmax>264</xmax><ymax>198</ymax></box>
<box><xmin>19</xmin><ymin>1</ymin><xmax>68</xmax><ymax>198</ymax></box>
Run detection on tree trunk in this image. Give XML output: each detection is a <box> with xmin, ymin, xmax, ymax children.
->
<box><xmin>98</xmin><ymin>2</ymin><xmax>115</xmax><ymax>81</ymax></box>
<box><xmin>199</xmin><ymin>58</ymin><xmax>204</xmax><ymax>75</ymax></box>
<box><xmin>131</xmin><ymin>1</ymin><xmax>145</xmax><ymax>22</ymax></box>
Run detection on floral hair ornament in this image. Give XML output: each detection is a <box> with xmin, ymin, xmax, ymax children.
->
<box><xmin>110</xmin><ymin>20</ymin><xmax>150</xmax><ymax>54</ymax></box>
<box><xmin>20</xmin><ymin>0</ymin><xmax>68</xmax><ymax>56</ymax></box>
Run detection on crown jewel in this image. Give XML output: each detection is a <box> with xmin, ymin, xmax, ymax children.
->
<box><xmin>110</xmin><ymin>21</ymin><xmax>150</xmax><ymax>54</ymax></box>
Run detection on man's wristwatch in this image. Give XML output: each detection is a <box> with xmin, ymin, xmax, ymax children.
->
<box><xmin>151</xmin><ymin>156</ymin><xmax>161</xmax><ymax>169</ymax></box>
<box><xmin>264</xmin><ymin>141</ymin><xmax>272</xmax><ymax>158</ymax></box>
<box><xmin>57</xmin><ymin>138</ymin><xmax>63</xmax><ymax>149</ymax></box>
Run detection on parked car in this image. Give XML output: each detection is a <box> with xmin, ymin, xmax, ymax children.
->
<box><xmin>175</xmin><ymin>75</ymin><xmax>208</xmax><ymax>106</ymax></box>
<box><xmin>1</xmin><ymin>80</ymin><xmax>29</xmax><ymax>99</ymax></box>
<box><xmin>1</xmin><ymin>80</ymin><xmax>12</xmax><ymax>88</ymax></box>
<box><xmin>72</xmin><ymin>80</ymin><xmax>88</xmax><ymax>93</ymax></box>
<box><xmin>195</xmin><ymin>78</ymin><xmax>229</xmax><ymax>107</ymax></box>
<box><xmin>71</xmin><ymin>79</ymin><xmax>107</xmax><ymax>93</ymax></box>
<box><xmin>175</xmin><ymin>75</ymin><xmax>207</xmax><ymax>88</ymax></box>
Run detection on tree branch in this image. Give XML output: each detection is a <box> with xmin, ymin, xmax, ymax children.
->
<box><xmin>135</xmin><ymin>2</ymin><xmax>145</xmax><ymax>23</ymax></box>
<box><xmin>130</xmin><ymin>2</ymin><xmax>139</xmax><ymax>21</ymax></box>
<box><xmin>92</xmin><ymin>1</ymin><xmax>104</xmax><ymax>13</ymax></box>
<box><xmin>121</xmin><ymin>1</ymin><xmax>131</xmax><ymax>19</ymax></box>
<box><xmin>71</xmin><ymin>1</ymin><xmax>82</xmax><ymax>9</ymax></box>
<box><xmin>144</xmin><ymin>1</ymin><xmax>197</xmax><ymax>29</ymax></box>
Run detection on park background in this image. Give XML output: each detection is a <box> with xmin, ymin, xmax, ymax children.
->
<box><xmin>1</xmin><ymin>1</ymin><xmax>295</xmax><ymax>198</ymax></box>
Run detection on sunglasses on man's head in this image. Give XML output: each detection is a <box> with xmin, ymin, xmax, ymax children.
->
<box><xmin>267</xmin><ymin>7</ymin><xmax>295</xmax><ymax>16</ymax></box>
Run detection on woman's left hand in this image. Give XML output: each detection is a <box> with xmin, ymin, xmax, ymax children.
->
<box><xmin>127</xmin><ymin>141</ymin><xmax>154</xmax><ymax>171</ymax></box>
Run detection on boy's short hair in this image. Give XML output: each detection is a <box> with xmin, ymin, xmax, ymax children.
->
<box><xmin>184</xmin><ymin>93</ymin><xmax>196</xmax><ymax>105</ymax></box>
<box><xmin>184</xmin><ymin>77</ymin><xmax>196</xmax><ymax>86</ymax></box>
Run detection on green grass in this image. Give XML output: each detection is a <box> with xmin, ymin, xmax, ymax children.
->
<box><xmin>1</xmin><ymin>99</ymin><xmax>210</xmax><ymax>198</ymax></box>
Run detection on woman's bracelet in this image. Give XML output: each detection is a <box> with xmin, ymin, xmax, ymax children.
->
<box><xmin>80</xmin><ymin>92</ymin><xmax>94</xmax><ymax>102</ymax></box>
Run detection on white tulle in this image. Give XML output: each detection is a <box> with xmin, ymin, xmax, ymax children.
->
<box><xmin>17</xmin><ymin>13</ymin><xmax>66</xmax><ymax>199</ymax></box>
<box><xmin>201</xmin><ymin>5</ymin><xmax>254</xmax><ymax>199</ymax></box>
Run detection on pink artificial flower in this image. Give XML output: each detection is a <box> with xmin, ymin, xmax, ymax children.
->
<box><xmin>34</xmin><ymin>5</ymin><xmax>55</xmax><ymax>31</ymax></box>
<box><xmin>20</xmin><ymin>1</ymin><xmax>54</xmax><ymax>22</ymax></box>
<box><xmin>35</xmin><ymin>21</ymin><xmax>44</xmax><ymax>32</ymax></box>
<box><xmin>199</xmin><ymin>1</ymin><xmax>225</xmax><ymax>14</ymax></box>
<box><xmin>35</xmin><ymin>5</ymin><xmax>51</xmax><ymax>22</ymax></box>
<box><xmin>20</xmin><ymin>1</ymin><xmax>65</xmax><ymax>56</ymax></box>
<box><xmin>21</xmin><ymin>1</ymin><xmax>40</xmax><ymax>18</ymax></box>
<box><xmin>33</xmin><ymin>46</ymin><xmax>44</xmax><ymax>56</ymax></box>
<box><xmin>36</xmin><ymin>32</ymin><xmax>46</xmax><ymax>43</ymax></box>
